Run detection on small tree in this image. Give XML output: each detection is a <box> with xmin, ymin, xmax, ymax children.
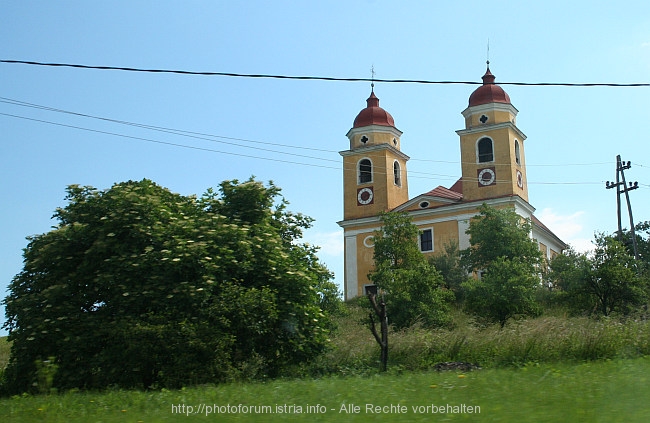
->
<box><xmin>366</xmin><ymin>291</ymin><xmax>388</xmax><ymax>372</ymax></box>
<box><xmin>547</xmin><ymin>247</ymin><xmax>596</xmax><ymax>314</ymax></box>
<box><xmin>461</xmin><ymin>204</ymin><xmax>543</xmax><ymax>327</ymax></box>
<box><xmin>548</xmin><ymin>235</ymin><xmax>648</xmax><ymax>316</ymax></box>
<box><xmin>462</xmin><ymin>204</ymin><xmax>542</xmax><ymax>271</ymax></box>
<box><xmin>462</xmin><ymin>257</ymin><xmax>541</xmax><ymax>327</ymax></box>
<box><xmin>590</xmin><ymin>235</ymin><xmax>644</xmax><ymax>315</ymax></box>
<box><xmin>368</xmin><ymin>212</ymin><xmax>453</xmax><ymax>330</ymax></box>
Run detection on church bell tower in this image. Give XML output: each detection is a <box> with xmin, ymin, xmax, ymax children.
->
<box><xmin>456</xmin><ymin>64</ymin><xmax>529</xmax><ymax>203</ymax></box>
<box><xmin>340</xmin><ymin>89</ymin><xmax>409</xmax><ymax>220</ymax></box>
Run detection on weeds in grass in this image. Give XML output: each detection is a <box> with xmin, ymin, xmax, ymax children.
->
<box><xmin>311</xmin><ymin>304</ymin><xmax>650</xmax><ymax>376</ymax></box>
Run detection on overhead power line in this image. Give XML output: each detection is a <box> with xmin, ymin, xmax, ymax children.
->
<box><xmin>2</xmin><ymin>111</ymin><xmax>637</xmax><ymax>189</ymax></box>
<box><xmin>0</xmin><ymin>96</ymin><xmax>623</xmax><ymax>169</ymax></box>
<box><xmin>2</xmin><ymin>59</ymin><xmax>650</xmax><ymax>87</ymax></box>
<box><xmin>0</xmin><ymin>112</ymin><xmax>340</xmax><ymax>170</ymax></box>
<box><xmin>0</xmin><ymin>97</ymin><xmax>335</xmax><ymax>153</ymax></box>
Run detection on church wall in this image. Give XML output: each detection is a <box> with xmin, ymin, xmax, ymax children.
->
<box><xmin>533</xmin><ymin>226</ymin><xmax>565</xmax><ymax>262</ymax></box>
<box><xmin>413</xmin><ymin>219</ymin><xmax>459</xmax><ymax>255</ymax></box>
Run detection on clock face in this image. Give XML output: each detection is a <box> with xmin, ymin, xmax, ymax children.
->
<box><xmin>357</xmin><ymin>187</ymin><xmax>374</xmax><ymax>205</ymax></box>
<box><xmin>516</xmin><ymin>170</ymin><xmax>524</xmax><ymax>188</ymax></box>
<box><xmin>477</xmin><ymin>167</ymin><xmax>496</xmax><ymax>186</ymax></box>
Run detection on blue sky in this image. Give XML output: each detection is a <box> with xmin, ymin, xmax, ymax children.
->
<box><xmin>2</xmin><ymin>1</ymin><xmax>650</xmax><ymax>333</ymax></box>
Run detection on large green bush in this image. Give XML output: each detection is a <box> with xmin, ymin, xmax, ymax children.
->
<box><xmin>548</xmin><ymin>235</ymin><xmax>648</xmax><ymax>316</ymax></box>
<box><xmin>2</xmin><ymin>178</ymin><xmax>338</xmax><ymax>393</ymax></box>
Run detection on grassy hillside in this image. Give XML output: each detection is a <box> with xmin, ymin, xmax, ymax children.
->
<box><xmin>308</xmin><ymin>303</ymin><xmax>650</xmax><ymax>376</ymax></box>
<box><xmin>1</xmin><ymin>303</ymin><xmax>649</xmax><ymax>422</ymax></box>
<box><xmin>1</xmin><ymin>357</ymin><xmax>649</xmax><ymax>422</ymax></box>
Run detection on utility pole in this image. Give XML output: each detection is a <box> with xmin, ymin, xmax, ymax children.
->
<box><xmin>605</xmin><ymin>155</ymin><xmax>639</xmax><ymax>260</ymax></box>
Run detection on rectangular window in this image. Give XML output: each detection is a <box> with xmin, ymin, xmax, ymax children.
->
<box><xmin>419</xmin><ymin>229</ymin><xmax>433</xmax><ymax>252</ymax></box>
<box><xmin>363</xmin><ymin>284</ymin><xmax>378</xmax><ymax>296</ymax></box>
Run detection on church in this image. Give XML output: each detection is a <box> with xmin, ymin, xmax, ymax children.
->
<box><xmin>338</xmin><ymin>65</ymin><xmax>567</xmax><ymax>300</ymax></box>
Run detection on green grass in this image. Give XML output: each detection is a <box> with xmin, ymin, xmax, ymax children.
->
<box><xmin>309</xmin><ymin>304</ymin><xmax>650</xmax><ymax>376</ymax></box>
<box><xmin>2</xmin><ymin>305</ymin><xmax>649</xmax><ymax>421</ymax></box>
<box><xmin>1</xmin><ymin>357</ymin><xmax>649</xmax><ymax>422</ymax></box>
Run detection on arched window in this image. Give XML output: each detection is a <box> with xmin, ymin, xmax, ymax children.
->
<box><xmin>393</xmin><ymin>161</ymin><xmax>401</xmax><ymax>186</ymax></box>
<box><xmin>358</xmin><ymin>159</ymin><xmax>372</xmax><ymax>184</ymax></box>
<box><xmin>515</xmin><ymin>140</ymin><xmax>521</xmax><ymax>165</ymax></box>
<box><xmin>477</xmin><ymin>137</ymin><xmax>494</xmax><ymax>163</ymax></box>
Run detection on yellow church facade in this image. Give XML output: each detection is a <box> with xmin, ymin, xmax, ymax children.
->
<box><xmin>338</xmin><ymin>66</ymin><xmax>567</xmax><ymax>300</ymax></box>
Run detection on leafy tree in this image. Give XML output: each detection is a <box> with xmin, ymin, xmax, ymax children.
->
<box><xmin>461</xmin><ymin>204</ymin><xmax>543</xmax><ymax>327</ymax></box>
<box><xmin>428</xmin><ymin>240</ymin><xmax>470</xmax><ymax>300</ymax></box>
<box><xmin>462</xmin><ymin>257</ymin><xmax>542</xmax><ymax>327</ymax></box>
<box><xmin>546</xmin><ymin>247</ymin><xmax>596</xmax><ymax>314</ymax></box>
<box><xmin>462</xmin><ymin>204</ymin><xmax>542</xmax><ymax>271</ymax></box>
<box><xmin>548</xmin><ymin>235</ymin><xmax>648</xmax><ymax>316</ymax></box>
<box><xmin>2</xmin><ymin>178</ymin><xmax>338</xmax><ymax>393</ymax></box>
<box><xmin>620</xmin><ymin>221</ymin><xmax>650</xmax><ymax>273</ymax></box>
<box><xmin>368</xmin><ymin>212</ymin><xmax>454</xmax><ymax>330</ymax></box>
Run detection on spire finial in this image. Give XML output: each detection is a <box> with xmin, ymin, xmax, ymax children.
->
<box><xmin>370</xmin><ymin>65</ymin><xmax>375</xmax><ymax>92</ymax></box>
<box><xmin>486</xmin><ymin>38</ymin><xmax>490</xmax><ymax>68</ymax></box>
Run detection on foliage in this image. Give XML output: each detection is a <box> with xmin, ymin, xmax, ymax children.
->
<box><xmin>462</xmin><ymin>204</ymin><xmax>542</xmax><ymax>271</ymax></box>
<box><xmin>620</xmin><ymin>221</ymin><xmax>650</xmax><ymax>272</ymax></box>
<box><xmin>462</xmin><ymin>257</ymin><xmax>542</xmax><ymax>327</ymax></box>
<box><xmin>368</xmin><ymin>212</ymin><xmax>454</xmax><ymax>329</ymax></box>
<box><xmin>461</xmin><ymin>204</ymin><xmax>543</xmax><ymax>327</ymax></box>
<box><xmin>2</xmin><ymin>178</ymin><xmax>339</xmax><ymax>393</ymax></box>
<box><xmin>546</xmin><ymin>247</ymin><xmax>596</xmax><ymax>314</ymax></box>
<box><xmin>549</xmin><ymin>234</ymin><xmax>648</xmax><ymax>316</ymax></box>
<box><xmin>0</xmin><ymin>338</ymin><xmax>9</xmax><ymax>376</ymax></box>
<box><xmin>428</xmin><ymin>240</ymin><xmax>470</xmax><ymax>301</ymax></box>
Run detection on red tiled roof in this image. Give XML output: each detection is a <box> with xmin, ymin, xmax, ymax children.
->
<box><xmin>422</xmin><ymin>185</ymin><xmax>463</xmax><ymax>201</ymax></box>
<box><xmin>449</xmin><ymin>178</ymin><xmax>463</xmax><ymax>194</ymax></box>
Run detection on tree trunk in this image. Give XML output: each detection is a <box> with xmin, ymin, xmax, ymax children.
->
<box><xmin>368</xmin><ymin>292</ymin><xmax>388</xmax><ymax>372</ymax></box>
